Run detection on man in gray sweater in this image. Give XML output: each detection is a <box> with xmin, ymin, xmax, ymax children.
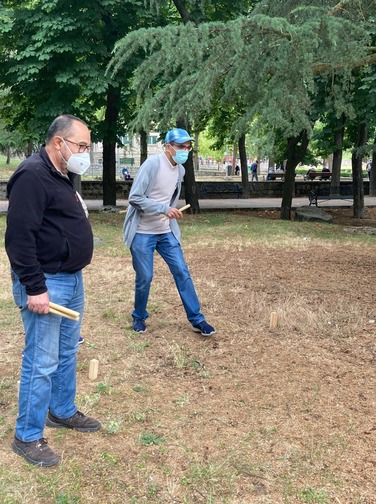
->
<box><xmin>123</xmin><ymin>128</ymin><xmax>215</xmax><ymax>337</ymax></box>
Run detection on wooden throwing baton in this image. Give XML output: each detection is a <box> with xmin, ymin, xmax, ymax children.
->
<box><xmin>161</xmin><ymin>204</ymin><xmax>191</xmax><ymax>221</ymax></box>
<box><xmin>49</xmin><ymin>302</ymin><xmax>80</xmax><ymax>321</ymax></box>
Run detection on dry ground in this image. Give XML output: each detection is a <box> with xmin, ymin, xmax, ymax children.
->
<box><xmin>1</xmin><ymin>207</ymin><xmax>376</xmax><ymax>503</ymax></box>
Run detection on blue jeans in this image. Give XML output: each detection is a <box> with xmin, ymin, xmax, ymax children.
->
<box><xmin>130</xmin><ymin>232</ymin><xmax>205</xmax><ymax>325</ymax></box>
<box><xmin>11</xmin><ymin>270</ymin><xmax>84</xmax><ymax>442</ymax></box>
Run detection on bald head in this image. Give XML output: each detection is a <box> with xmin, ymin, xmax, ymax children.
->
<box><xmin>45</xmin><ymin>114</ymin><xmax>91</xmax><ymax>175</ymax></box>
<box><xmin>46</xmin><ymin>115</ymin><xmax>89</xmax><ymax>145</ymax></box>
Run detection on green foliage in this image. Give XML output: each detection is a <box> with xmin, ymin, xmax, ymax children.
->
<box><xmin>139</xmin><ymin>433</ymin><xmax>166</xmax><ymax>446</ymax></box>
<box><xmin>95</xmin><ymin>382</ymin><xmax>113</xmax><ymax>395</ymax></box>
<box><xmin>0</xmin><ymin>0</ymin><xmax>158</xmax><ymax>142</ymax></box>
<box><xmin>1</xmin><ymin>0</ymin><xmax>375</xmax><ymax>180</ymax></box>
<box><xmin>0</xmin><ymin>122</ymin><xmax>27</xmax><ymax>159</ymax></box>
<box><xmin>300</xmin><ymin>487</ymin><xmax>329</xmax><ymax>503</ymax></box>
<box><xmin>110</xmin><ymin>1</ymin><xmax>372</xmax><ymax>139</ymax></box>
<box><xmin>197</xmin><ymin>128</ymin><xmax>224</xmax><ymax>160</ymax></box>
<box><xmin>104</xmin><ymin>420</ymin><xmax>121</xmax><ymax>435</ymax></box>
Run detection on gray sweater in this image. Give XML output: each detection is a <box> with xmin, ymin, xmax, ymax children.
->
<box><xmin>123</xmin><ymin>153</ymin><xmax>185</xmax><ymax>247</ymax></box>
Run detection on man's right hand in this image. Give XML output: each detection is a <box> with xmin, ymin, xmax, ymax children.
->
<box><xmin>27</xmin><ymin>292</ymin><xmax>50</xmax><ymax>314</ymax></box>
<box><xmin>167</xmin><ymin>207</ymin><xmax>183</xmax><ymax>220</ymax></box>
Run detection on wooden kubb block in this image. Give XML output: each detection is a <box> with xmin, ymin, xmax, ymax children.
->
<box><xmin>89</xmin><ymin>359</ymin><xmax>99</xmax><ymax>380</ymax></box>
<box><xmin>270</xmin><ymin>311</ymin><xmax>279</xmax><ymax>330</ymax></box>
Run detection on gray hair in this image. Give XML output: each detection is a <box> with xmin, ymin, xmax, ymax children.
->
<box><xmin>46</xmin><ymin>114</ymin><xmax>88</xmax><ymax>144</ymax></box>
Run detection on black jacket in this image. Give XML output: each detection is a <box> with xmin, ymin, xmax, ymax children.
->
<box><xmin>5</xmin><ymin>146</ymin><xmax>93</xmax><ymax>295</ymax></box>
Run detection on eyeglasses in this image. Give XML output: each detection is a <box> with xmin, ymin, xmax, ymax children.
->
<box><xmin>63</xmin><ymin>138</ymin><xmax>91</xmax><ymax>153</ymax></box>
<box><xmin>170</xmin><ymin>143</ymin><xmax>192</xmax><ymax>152</ymax></box>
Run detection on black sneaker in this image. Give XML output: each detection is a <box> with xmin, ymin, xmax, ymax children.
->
<box><xmin>46</xmin><ymin>410</ymin><xmax>101</xmax><ymax>432</ymax></box>
<box><xmin>12</xmin><ymin>436</ymin><xmax>60</xmax><ymax>467</ymax></box>
<box><xmin>192</xmin><ymin>321</ymin><xmax>216</xmax><ymax>336</ymax></box>
<box><xmin>132</xmin><ymin>318</ymin><xmax>147</xmax><ymax>333</ymax></box>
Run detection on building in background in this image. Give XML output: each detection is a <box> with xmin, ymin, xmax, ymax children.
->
<box><xmin>88</xmin><ymin>133</ymin><xmax>162</xmax><ymax>179</ymax></box>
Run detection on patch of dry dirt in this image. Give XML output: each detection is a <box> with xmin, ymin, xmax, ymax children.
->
<box><xmin>2</xmin><ymin>208</ymin><xmax>376</xmax><ymax>503</ymax></box>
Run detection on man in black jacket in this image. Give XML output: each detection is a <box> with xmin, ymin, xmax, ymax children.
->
<box><xmin>5</xmin><ymin>114</ymin><xmax>101</xmax><ymax>467</ymax></box>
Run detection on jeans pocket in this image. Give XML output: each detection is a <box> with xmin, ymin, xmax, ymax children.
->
<box><xmin>11</xmin><ymin>272</ymin><xmax>26</xmax><ymax>309</ymax></box>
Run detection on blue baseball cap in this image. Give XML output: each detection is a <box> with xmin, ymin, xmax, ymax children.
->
<box><xmin>165</xmin><ymin>128</ymin><xmax>194</xmax><ymax>144</ymax></box>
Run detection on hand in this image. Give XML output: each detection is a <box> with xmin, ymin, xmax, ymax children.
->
<box><xmin>167</xmin><ymin>208</ymin><xmax>183</xmax><ymax>220</ymax></box>
<box><xmin>27</xmin><ymin>292</ymin><xmax>50</xmax><ymax>315</ymax></box>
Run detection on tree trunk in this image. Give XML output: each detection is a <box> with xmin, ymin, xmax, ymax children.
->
<box><xmin>172</xmin><ymin>0</ymin><xmax>190</xmax><ymax>21</ymax></box>
<box><xmin>177</xmin><ymin>119</ymin><xmax>200</xmax><ymax>213</ymax></box>
<box><xmin>79</xmin><ymin>148</ymin><xmax>95</xmax><ymax>195</ymax></box>
<box><xmin>369</xmin><ymin>132</ymin><xmax>376</xmax><ymax>196</ymax></box>
<box><xmin>194</xmin><ymin>131</ymin><xmax>199</xmax><ymax>172</ymax></box>
<box><xmin>140</xmin><ymin>129</ymin><xmax>147</xmax><ymax>166</ymax></box>
<box><xmin>172</xmin><ymin>1</ymin><xmax>200</xmax><ymax>212</ymax></box>
<box><xmin>103</xmin><ymin>141</ymin><xmax>117</xmax><ymax>206</ymax></box>
<box><xmin>331</xmin><ymin>114</ymin><xmax>345</xmax><ymax>188</ymax></box>
<box><xmin>352</xmin><ymin>121</ymin><xmax>367</xmax><ymax>219</ymax></box>
<box><xmin>183</xmin><ymin>153</ymin><xmax>200</xmax><ymax>213</ymax></box>
<box><xmin>6</xmin><ymin>147</ymin><xmax>10</xmax><ymax>164</ymax></box>
<box><xmin>73</xmin><ymin>175</ymin><xmax>81</xmax><ymax>195</ymax></box>
<box><xmin>231</xmin><ymin>143</ymin><xmax>237</xmax><ymax>176</ymax></box>
<box><xmin>281</xmin><ymin>130</ymin><xmax>309</xmax><ymax>220</ymax></box>
<box><xmin>102</xmin><ymin>85</ymin><xmax>121</xmax><ymax>206</ymax></box>
<box><xmin>238</xmin><ymin>133</ymin><xmax>250</xmax><ymax>197</ymax></box>
<box><xmin>26</xmin><ymin>141</ymin><xmax>33</xmax><ymax>158</ymax></box>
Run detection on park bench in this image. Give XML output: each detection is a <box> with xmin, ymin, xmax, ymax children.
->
<box><xmin>308</xmin><ymin>185</ymin><xmax>353</xmax><ymax>206</ymax></box>
<box><xmin>201</xmin><ymin>182</ymin><xmax>243</xmax><ymax>199</ymax></box>
<box><xmin>267</xmin><ymin>172</ymin><xmax>285</xmax><ymax>181</ymax></box>
<box><xmin>305</xmin><ymin>171</ymin><xmax>332</xmax><ymax>181</ymax></box>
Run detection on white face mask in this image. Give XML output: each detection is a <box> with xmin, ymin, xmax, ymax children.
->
<box><xmin>67</xmin><ymin>152</ymin><xmax>91</xmax><ymax>175</ymax></box>
<box><xmin>61</xmin><ymin>139</ymin><xmax>91</xmax><ymax>175</ymax></box>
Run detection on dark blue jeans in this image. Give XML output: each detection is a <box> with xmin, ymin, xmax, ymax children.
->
<box><xmin>11</xmin><ymin>270</ymin><xmax>84</xmax><ymax>442</ymax></box>
<box><xmin>130</xmin><ymin>232</ymin><xmax>205</xmax><ymax>325</ymax></box>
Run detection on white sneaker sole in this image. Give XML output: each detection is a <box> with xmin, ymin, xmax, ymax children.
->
<box><xmin>192</xmin><ymin>327</ymin><xmax>216</xmax><ymax>336</ymax></box>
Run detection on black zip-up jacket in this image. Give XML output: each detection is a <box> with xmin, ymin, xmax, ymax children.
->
<box><xmin>5</xmin><ymin>146</ymin><xmax>93</xmax><ymax>295</ymax></box>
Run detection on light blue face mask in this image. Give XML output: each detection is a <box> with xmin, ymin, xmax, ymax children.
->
<box><xmin>172</xmin><ymin>149</ymin><xmax>189</xmax><ymax>165</ymax></box>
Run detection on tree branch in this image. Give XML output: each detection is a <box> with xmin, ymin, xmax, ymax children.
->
<box><xmin>313</xmin><ymin>52</ymin><xmax>376</xmax><ymax>74</ymax></box>
<box><xmin>328</xmin><ymin>0</ymin><xmax>351</xmax><ymax>15</ymax></box>
<box><xmin>172</xmin><ymin>0</ymin><xmax>191</xmax><ymax>23</ymax></box>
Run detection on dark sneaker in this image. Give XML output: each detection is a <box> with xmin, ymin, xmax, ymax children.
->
<box><xmin>12</xmin><ymin>437</ymin><xmax>60</xmax><ymax>467</ymax></box>
<box><xmin>46</xmin><ymin>410</ymin><xmax>101</xmax><ymax>432</ymax></box>
<box><xmin>78</xmin><ymin>336</ymin><xmax>84</xmax><ymax>345</ymax></box>
<box><xmin>132</xmin><ymin>318</ymin><xmax>147</xmax><ymax>333</ymax></box>
<box><xmin>192</xmin><ymin>321</ymin><xmax>216</xmax><ymax>336</ymax></box>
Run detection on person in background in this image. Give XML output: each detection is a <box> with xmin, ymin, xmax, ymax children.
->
<box><xmin>320</xmin><ymin>165</ymin><xmax>331</xmax><ymax>180</ymax></box>
<box><xmin>366</xmin><ymin>159</ymin><xmax>372</xmax><ymax>180</ymax></box>
<box><xmin>5</xmin><ymin>114</ymin><xmax>101</xmax><ymax>467</ymax></box>
<box><xmin>250</xmin><ymin>159</ymin><xmax>259</xmax><ymax>181</ymax></box>
<box><xmin>123</xmin><ymin>127</ymin><xmax>216</xmax><ymax>337</ymax></box>
<box><xmin>306</xmin><ymin>167</ymin><xmax>316</xmax><ymax>179</ymax></box>
<box><xmin>266</xmin><ymin>166</ymin><xmax>276</xmax><ymax>180</ymax></box>
<box><xmin>122</xmin><ymin>166</ymin><xmax>131</xmax><ymax>180</ymax></box>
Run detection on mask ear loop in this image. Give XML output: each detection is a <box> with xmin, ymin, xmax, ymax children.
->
<box><xmin>59</xmin><ymin>150</ymin><xmax>69</xmax><ymax>165</ymax></box>
<box><xmin>58</xmin><ymin>138</ymin><xmax>70</xmax><ymax>164</ymax></box>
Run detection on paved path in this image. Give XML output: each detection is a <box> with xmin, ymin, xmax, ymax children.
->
<box><xmin>85</xmin><ymin>197</ymin><xmax>376</xmax><ymax>211</ymax></box>
<box><xmin>2</xmin><ymin>196</ymin><xmax>376</xmax><ymax>214</ymax></box>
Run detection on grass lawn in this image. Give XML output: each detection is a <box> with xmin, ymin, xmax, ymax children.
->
<box><xmin>0</xmin><ymin>156</ymin><xmax>22</xmax><ymax>179</ymax></box>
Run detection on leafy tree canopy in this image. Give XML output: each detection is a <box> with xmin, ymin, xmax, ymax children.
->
<box><xmin>110</xmin><ymin>0</ymin><xmax>375</xmax><ymax>139</ymax></box>
<box><xmin>0</xmin><ymin>0</ymin><xmax>162</xmax><ymax>142</ymax></box>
